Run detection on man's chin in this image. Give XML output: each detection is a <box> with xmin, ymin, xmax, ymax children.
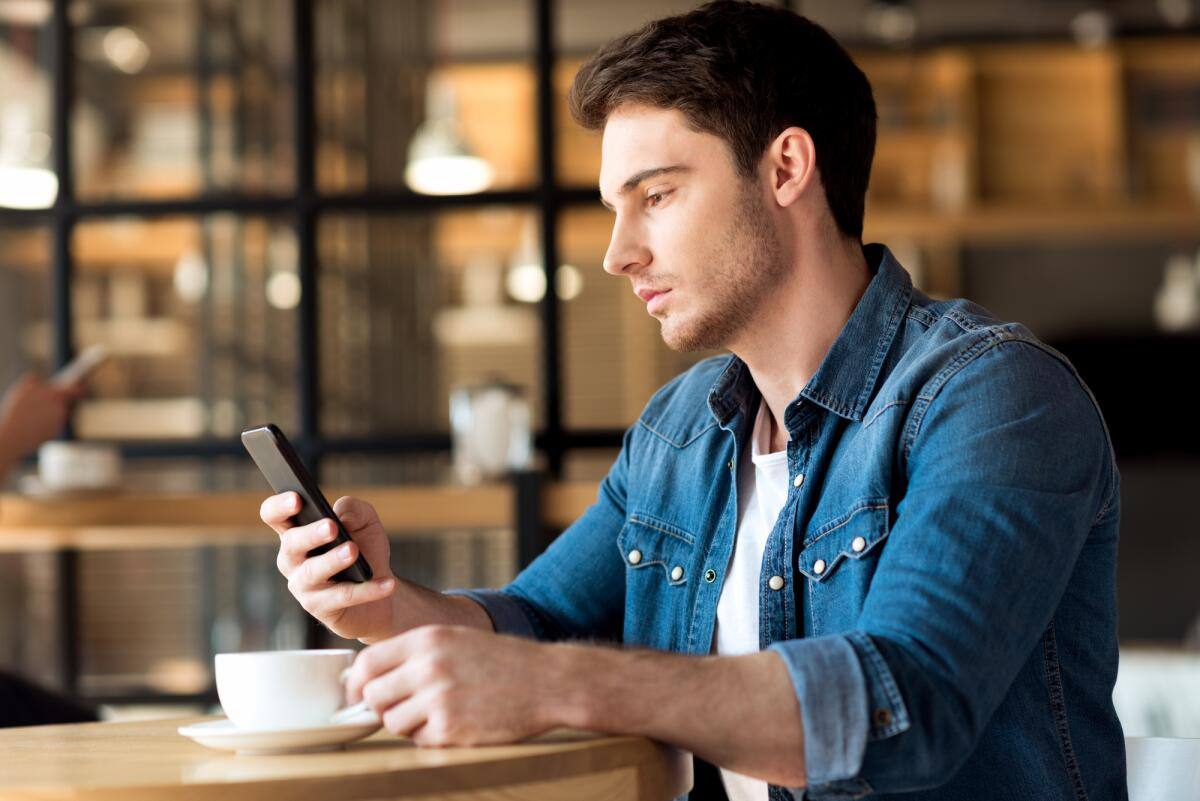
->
<box><xmin>660</xmin><ymin>318</ymin><xmax>725</xmax><ymax>353</ymax></box>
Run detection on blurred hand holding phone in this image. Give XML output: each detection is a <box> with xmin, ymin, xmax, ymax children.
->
<box><xmin>52</xmin><ymin>344</ymin><xmax>108</xmax><ymax>388</ymax></box>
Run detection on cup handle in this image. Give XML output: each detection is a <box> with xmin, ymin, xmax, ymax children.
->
<box><xmin>331</xmin><ymin>666</ymin><xmax>379</xmax><ymax>725</ymax></box>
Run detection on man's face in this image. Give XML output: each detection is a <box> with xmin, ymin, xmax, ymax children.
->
<box><xmin>599</xmin><ymin>105</ymin><xmax>786</xmax><ymax>352</ymax></box>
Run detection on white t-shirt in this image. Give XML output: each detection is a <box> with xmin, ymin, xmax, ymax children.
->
<box><xmin>712</xmin><ymin>397</ymin><xmax>791</xmax><ymax>801</ymax></box>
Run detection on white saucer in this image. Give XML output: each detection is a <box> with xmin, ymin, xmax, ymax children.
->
<box><xmin>178</xmin><ymin>715</ymin><xmax>382</xmax><ymax>755</ymax></box>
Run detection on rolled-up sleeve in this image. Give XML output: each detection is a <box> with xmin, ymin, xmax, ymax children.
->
<box><xmin>769</xmin><ymin>339</ymin><xmax>1116</xmax><ymax>799</ymax></box>
<box><xmin>443</xmin><ymin>425</ymin><xmax>634</xmax><ymax>643</ymax></box>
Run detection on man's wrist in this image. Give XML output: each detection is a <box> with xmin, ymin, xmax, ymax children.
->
<box><xmin>536</xmin><ymin>642</ymin><xmax>683</xmax><ymax>734</ymax></box>
<box><xmin>441</xmin><ymin>592</ymin><xmax>495</xmax><ymax>632</ymax></box>
<box><xmin>537</xmin><ymin>641</ymin><xmax>600</xmax><ymax>731</ymax></box>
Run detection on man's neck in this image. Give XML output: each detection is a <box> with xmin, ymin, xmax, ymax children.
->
<box><xmin>733</xmin><ymin>235</ymin><xmax>872</xmax><ymax>454</ymax></box>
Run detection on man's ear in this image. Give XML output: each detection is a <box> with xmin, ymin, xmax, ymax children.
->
<box><xmin>766</xmin><ymin>126</ymin><xmax>817</xmax><ymax>208</ymax></box>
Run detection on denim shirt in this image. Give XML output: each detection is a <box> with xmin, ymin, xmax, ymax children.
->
<box><xmin>449</xmin><ymin>243</ymin><xmax>1126</xmax><ymax>801</ymax></box>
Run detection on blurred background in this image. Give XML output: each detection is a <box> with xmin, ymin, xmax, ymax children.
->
<box><xmin>0</xmin><ymin>0</ymin><xmax>1197</xmax><ymax>733</ymax></box>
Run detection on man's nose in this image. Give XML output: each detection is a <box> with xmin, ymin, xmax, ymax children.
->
<box><xmin>602</xmin><ymin>220</ymin><xmax>651</xmax><ymax>276</ymax></box>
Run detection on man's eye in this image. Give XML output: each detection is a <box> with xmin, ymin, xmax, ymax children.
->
<box><xmin>645</xmin><ymin>190</ymin><xmax>671</xmax><ymax>208</ymax></box>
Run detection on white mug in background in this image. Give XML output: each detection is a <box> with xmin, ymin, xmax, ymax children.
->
<box><xmin>36</xmin><ymin>441</ymin><xmax>121</xmax><ymax>492</ymax></box>
<box><xmin>215</xmin><ymin>649</ymin><xmax>374</xmax><ymax>731</ymax></box>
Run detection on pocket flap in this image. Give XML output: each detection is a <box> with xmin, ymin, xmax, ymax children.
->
<box><xmin>798</xmin><ymin>501</ymin><xmax>890</xmax><ymax>583</ymax></box>
<box><xmin>616</xmin><ymin>512</ymin><xmax>695</xmax><ymax>586</ymax></box>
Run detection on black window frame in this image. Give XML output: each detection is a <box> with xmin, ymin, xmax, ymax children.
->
<box><xmin>1</xmin><ymin>0</ymin><xmax>638</xmax><ymax>483</ymax></box>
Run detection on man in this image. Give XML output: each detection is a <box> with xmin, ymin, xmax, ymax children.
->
<box><xmin>261</xmin><ymin>3</ymin><xmax>1125</xmax><ymax>799</ymax></box>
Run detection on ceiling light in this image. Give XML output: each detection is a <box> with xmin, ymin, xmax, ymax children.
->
<box><xmin>405</xmin><ymin>75</ymin><xmax>492</xmax><ymax>196</ymax></box>
<box><xmin>265</xmin><ymin>271</ymin><xmax>301</xmax><ymax>310</ymax></box>
<box><xmin>1070</xmin><ymin>9</ymin><xmax>1114</xmax><ymax>48</ymax></box>
<box><xmin>864</xmin><ymin>1</ymin><xmax>917</xmax><ymax>45</ymax></box>
<box><xmin>102</xmin><ymin>27</ymin><xmax>150</xmax><ymax>74</ymax></box>
<box><xmin>0</xmin><ymin>165</ymin><xmax>56</xmax><ymax>208</ymax></box>
<box><xmin>0</xmin><ymin>107</ymin><xmax>56</xmax><ymax>208</ymax></box>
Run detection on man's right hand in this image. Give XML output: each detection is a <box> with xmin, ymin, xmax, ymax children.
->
<box><xmin>262</xmin><ymin>492</ymin><xmax>400</xmax><ymax>642</ymax></box>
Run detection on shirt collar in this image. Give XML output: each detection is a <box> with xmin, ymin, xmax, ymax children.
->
<box><xmin>707</xmin><ymin>242</ymin><xmax>913</xmax><ymax>427</ymax></box>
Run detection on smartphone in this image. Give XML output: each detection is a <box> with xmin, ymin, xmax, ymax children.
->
<box><xmin>241</xmin><ymin>423</ymin><xmax>373</xmax><ymax>583</ymax></box>
<box><xmin>52</xmin><ymin>344</ymin><xmax>109</xmax><ymax>387</ymax></box>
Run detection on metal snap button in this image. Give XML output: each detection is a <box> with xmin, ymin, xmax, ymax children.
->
<box><xmin>670</xmin><ymin>565</ymin><xmax>684</xmax><ymax>581</ymax></box>
<box><xmin>873</xmin><ymin>708</ymin><xmax>892</xmax><ymax>727</ymax></box>
<box><xmin>851</xmin><ymin>536</ymin><xmax>867</xmax><ymax>553</ymax></box>
<box><xmin>812</xmin><ymin>558</ymin><xmax>827</xmax><ymax>575</ymax></box>
<box><xmin>628</xmin><ymin>549</ymin><xmax>642</xmax><ymax>565</ymax></box>
<box><xmin>704</xmin><ymin>569</ymin><xmax>717</xmax><ymax>582</ymax></box>
<box><xmin>768</xmin><ymin>575</ymin><xmax>784</xmax><ymax>591</ymax></box>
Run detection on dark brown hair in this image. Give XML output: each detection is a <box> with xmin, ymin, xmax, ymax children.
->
<box><xmin>569</xmin><ymin>0</ymin><xmax>877</xmax><ymax>240</ymax></box>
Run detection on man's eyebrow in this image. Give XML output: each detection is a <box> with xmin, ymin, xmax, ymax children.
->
<box><xmin>599</xmin><ymin>165</ymin><xmax>690</xmax><ymax>210</ymax></box>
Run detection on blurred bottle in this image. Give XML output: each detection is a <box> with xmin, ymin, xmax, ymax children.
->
<box><xmin>449</xmin><ymin>381</ymin><xmax>532</xmax><ymax>485</ymax></box>
<box><xmin>1152</xmin><ymin>250</ymin><xmax>1200</xmax><ymax>332</ymax></box>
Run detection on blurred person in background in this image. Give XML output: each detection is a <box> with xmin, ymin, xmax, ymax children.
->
<box><xmin>0</xmin><ymin>372</ymin><xmax>85</xmax><ymax>482</ymax></box>
<box><xmin>0</xmin><ymin>371</ymin><xmax>99</xmax><ymax>728</ymax></box>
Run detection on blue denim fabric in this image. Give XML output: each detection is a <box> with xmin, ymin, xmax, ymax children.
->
<box><xmin>448</xmin><ymin>243</ymin><xmax>1126</xmax><ymax>801</ymax></box>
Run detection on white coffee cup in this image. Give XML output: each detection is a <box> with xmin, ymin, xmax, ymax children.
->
<box><xmin>215</xmin><ymin>649</ymin><xmax>364</xmax><ymax>731</ymax></box>
<box><xmin>37</xmin><ymin>441</ymin><xmax>121</xmax><ymax>491</ymax></box>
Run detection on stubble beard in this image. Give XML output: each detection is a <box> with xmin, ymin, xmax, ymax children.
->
<box><xmin>660</xmin><ymin>183</ymin><xmax>788</xmax><ymax>353</ymax></box>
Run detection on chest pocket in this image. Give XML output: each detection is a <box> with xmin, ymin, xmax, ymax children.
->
<box><xmin>799</xmin><ymin>499</ymin><xmax>890</xmax><ymax>582</ymax></box>
<box><xmin>616</xmin><ymin>512</ymin><xmax>694</xmax><ymax>585</ymax></box>
<box><xmin>798</xmin><ymin>500</ymin><xmax>891</xmax><ymax>635</ymax></box>
<box><xmin>616</xmin><ymin>512</ymin><xmax>696</xmax><ymax>648</ymax></box>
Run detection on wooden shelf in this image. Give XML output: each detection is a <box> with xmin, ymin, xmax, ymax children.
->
<box><xmin>0</xmin><ymin>481</ymin><xmax>599</xmax><ymax>552</ymax></box>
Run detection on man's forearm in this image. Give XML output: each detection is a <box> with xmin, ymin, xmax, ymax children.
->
<box><xmin>544</xmin><ymin>643</ymin><xmax>808</xmax><ymax>788</ymax></box>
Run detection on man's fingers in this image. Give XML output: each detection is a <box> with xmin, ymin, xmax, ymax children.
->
<box><xmin>306</xmin><ymin>575</ymin><xmax>396</xmax><ymax>623</ymax></box>
<box><xmin>276</xmin><ymin>518</ymin><xmax>338</xmax><ymax>574</ymax></box>
<box><xmin>260</xmin><ymin>491</ymin><xmax>301</xmax><ymax>534</ymax></box>
<box><xmin>297</xmin><ymin>539</ymin><xmax>361</xmax><ymax>586</ymax></box>
<box><xmin>345</xmin><ymin>633</ymin><xmax>410</xmax><ymax>702</ymax></box>
<box><xmin>332</xmin><ymin>496</ymin><xmax>373</xmax><ymax>531</ymax></box>
<box><xmin>381</xmin><ymin>694</ymin><xmax>427</xmax><ymax>739</ymax></box>
<box><xmin>360</xmin><ymin>662</ymin><xmax>421</xmax><ymax>714</ymax></box>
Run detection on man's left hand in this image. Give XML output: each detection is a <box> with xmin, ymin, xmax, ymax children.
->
<box><xmin>343</xmin><ymin>624</ymin><xmax>562</xmax><ymax>747</ymax></box>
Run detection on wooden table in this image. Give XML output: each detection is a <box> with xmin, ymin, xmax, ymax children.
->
<box><xmin>0</xmin><ymin>717</ymin><xmax>693</xmax><ymax>801</ymax></box>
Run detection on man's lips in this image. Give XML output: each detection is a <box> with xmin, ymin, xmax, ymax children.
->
<box><xmin>636</xmin><ymin>287</ymin><xmax>670</xmax><ymax>303</ymax></box>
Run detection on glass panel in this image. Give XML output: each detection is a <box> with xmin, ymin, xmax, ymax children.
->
<box><xmin>562</xmin><ymin>448</ymin><xmax>619</xmax><ymax>482</ymax></box>
<box><xmin>318</xmin><ymin>207</ymin><xmax>542</xmax><ymax>437</ymax></box>
<box><xmin>71</xmin><ymin>0</ymin><xmax>294</xmax><ymax>199</ymax></box>
<box><xmin>554</xmin><ymin>58</ymin><xmax>600</xmax><ymax>187</ymax></box>
<box><xmin>559</xmin><ymin>207</ymin><xmax>722</xmax><ymax>429</ymax></box>
<box><xmin>78</xmin><ymin>538</ymin><xmax>304</xmax><ymax>697</ymax></box>
<box><xmin>71</xmin><ymin>215</ymin><xmax>298</xmax><ymax>440</ymax></box>
<box><xmin>556</xmin><ymin>0</ymin><xmax>705</xmax><ymax>57</ymax></box>
<box><xmin>0</xmin><ymin>0</ymin><xmax>55</xmax><ymax>209</ymax></box>
<box><xmin>314</xmin><ymin>0</ymin><xmax>535</xmax><ymax>195</ymax></box>
<box><xmin>320</xmin><ymin>452</ymin><xmax>451</xmax><ymax>486</ymax></box>
<box><xmin>0</xmin><ymin>222</ymin><xmax>51</xmax><ymax>398</ymax></box>
<box><xmin>320</xmin><ymin>453</ymin><xmax>517</xmax><ymax>591</ymax></box>
<box><xmin>0</xmin><ymin>222</ymin><xmax>52</xmax><ymax>494</ymax></box>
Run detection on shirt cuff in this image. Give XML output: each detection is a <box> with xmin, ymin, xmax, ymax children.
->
<box><xmin>768</xmin><ymin>631</ymin><xmax>909</xmax><ymax>799</ymax></box>
<box><xmin>442</xmin><ymin>588</ymin><xmax>539</xmax><ymax>640</ymax></box>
